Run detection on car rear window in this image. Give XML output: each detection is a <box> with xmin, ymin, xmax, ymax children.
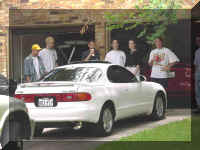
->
<box><xmin>41</xmin><ymin>67</ymin><xmax>103</xmax><ymax>83</ymax></box>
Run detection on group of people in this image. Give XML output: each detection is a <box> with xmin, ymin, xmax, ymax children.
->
<box><xmin>24</xmin><ymin>36</ymin><xmax>57</xmax><ymax>82</ymax></box>
<box><xmin>82</xmin><ymin>38</ymin><xmax>180</xmax><ymax>89</ymax></box>
<box><xmin>24</xmin><ymin>36</ymin><xmax>180</xmax><ymax>91</ymax></box>
<box><xmin>82</xmin><ymin>39</ymin><xmax>142</xmax><ymax>78</ymax></box>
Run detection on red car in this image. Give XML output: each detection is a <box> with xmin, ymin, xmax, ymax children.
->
<box><xmin>143</xmin><ymin>63</ymin><xmax>191</xmax><ymax>96</ymax></box>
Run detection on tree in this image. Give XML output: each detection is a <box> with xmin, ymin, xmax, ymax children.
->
<box><xmin>104</xmin><ymin>0</ymin><xmax>182</xmax><ymax>44</ymax></box>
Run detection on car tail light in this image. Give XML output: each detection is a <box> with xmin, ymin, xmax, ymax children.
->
<box><xmin>60</xmin><ymin>93</ymin><xmax>92</xmax><ymax>102</ymax></box>
<box><xmin>14</xmin><ymin>92</ymin><xmax>92</xmax><ymax>103</ymax></box>
<box><xmin>75</xmin><ymin>93</ymin><xmax>91</xmax><ymax>101</ymax></box>
<box><xmin>15</xmin><ymin>94</ymin><xmax>35</xmax><ymax>103</ymax></box>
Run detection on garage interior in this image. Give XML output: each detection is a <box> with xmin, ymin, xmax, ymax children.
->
<box><xmin>9</xmin><ymin>25</ymin><xmax>95</xmax><ymax>83</ymax></box>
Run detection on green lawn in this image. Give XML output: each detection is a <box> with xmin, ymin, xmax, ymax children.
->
<box><xmin>95</xmin><ymin>117</ymin><xmax>199</xmax><ymax>150</ymax></box>
<box><xmin>120</xmin><ymin>118</ymin><xmax>191</xmax><ymax>141</ymax></box>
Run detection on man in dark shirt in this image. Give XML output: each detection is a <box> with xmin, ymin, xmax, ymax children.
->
<box><xmin>125</xmin><ymin>39</ymin><xmax>142</xmax><ymax>79</ymax></box>
<box><xmin>81</xmin><ymin>40</ymin><xmax>100</xmax><ymax>61</ymax></box>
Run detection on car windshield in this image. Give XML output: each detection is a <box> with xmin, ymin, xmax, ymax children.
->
<box><xmin>40</xmin><ymin>67</ymin><xmax>103</xmax><ymax>83</ymax></box>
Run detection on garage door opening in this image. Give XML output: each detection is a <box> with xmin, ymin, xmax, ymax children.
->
<box><xmin>9</xmin><ymin>25</ymin><xmax>95</xmax><ymax>83</ymax></box>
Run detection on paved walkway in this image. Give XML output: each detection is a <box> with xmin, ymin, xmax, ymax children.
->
<box><xmin>22</xmin><ymin>109</ymin><xmax>191</xmax><ymax>150</ymax></box>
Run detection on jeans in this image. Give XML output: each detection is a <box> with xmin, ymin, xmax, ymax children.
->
<box><xmin>195</xmin><ymin>71</ymin><xmax>200</xmax><ymax>108</ymax></box>
<box><xmin>151</xmin><ymin>78</ymin><xmax>168</xmax><ymax>89</ymax></box>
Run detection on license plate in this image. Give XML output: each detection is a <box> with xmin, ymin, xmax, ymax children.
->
<box><xmin>35</xmin><ymin>97</ymin><xmax>56</xmax><ymax>107</ymax></box>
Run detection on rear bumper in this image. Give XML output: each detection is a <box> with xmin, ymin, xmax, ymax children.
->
<box><xmin>26</xmin><ymin>102</ymin><xmax>100</xmax><ymax>126</ymax></box>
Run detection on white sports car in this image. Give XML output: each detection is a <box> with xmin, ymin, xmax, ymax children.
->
<box><xmin>15</xmin><ymin>61</ymin><xmax>167</xmax><ymax>136</ymax></box>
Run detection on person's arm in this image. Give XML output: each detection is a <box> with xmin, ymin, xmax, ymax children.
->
<box><xmin>123</xmin><ymin>52</ymin><xmax>126</xmax><ymax>67</ymax></box>
<box><xmin>134</xmin><ymin>65</ymin><xmax>140</xmax><ymax>75</ymax></box>
<box><xmin>24</xmin><ymin>59</ymin><xmax>31</xmax><ymax>82</ymax></box>
<box><xmin>82</xmin><ymin>50</ymin><xmax>93</xmax><ymax>61</ymax></box>
<box><xmin>161</xmin><ymin>49</ymin><xmax>180</xmax><ymax>71</ymax></box>
<box><xmin>54</xmin><ymin>50</ymin><xmax>58</xmax><ymax>67</ymax></box>
<box><xmin>161</xmin><ymin>62</ymin><xmax>177</xmax><ymax>71</ymax></box>
<box><xmin>84</xmin><ymin>53</ymin><xmax>92</xmax><ymax>61</ymax></box>
<box><xmin>104</xmin><ymin>52</ymin><xmax>109</xmax><ymax>62</ymax></box>
<box><xmin>134</xmin><ymin>52</ymin><xmax>142</xmax><ymax>75</ymax></box>
<box><xmin>148</xmin><ymin>50</ymin><xmax>156</xmax><ymax>66</ymax></box>
<box><xmin>194</xmin><ymin>50</ymin><xmax>199</xmax><ymax>71</ymax></box>
<box><xmin>26</xmin><ymin>76</ymin><xmax>31</xmax><ymax>82</ymax></box>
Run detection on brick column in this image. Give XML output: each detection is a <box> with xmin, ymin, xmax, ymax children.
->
<box><xmin>0</xmin><ymin>27</ymin><xmax>8</xmax><ymax>77</ymax></box>
<box><xmin>95</xmin><ymin>22</ymin><xmax>106</xmax><ymax>60</ymax></box>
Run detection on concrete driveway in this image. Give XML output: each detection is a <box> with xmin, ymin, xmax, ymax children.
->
<box><xmin>22</xmin><ymin>109</ymin><xmax>191</xmax><ymax>150</ymax></box>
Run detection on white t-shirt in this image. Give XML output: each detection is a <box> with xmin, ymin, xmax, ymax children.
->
<box><xmin>32</xmin><ymin>56</ymin><xmax>40</xmax><ymax>80</ymax></box>
<box><xmin>148</xmin><ymin>47</ymin><xmax>180</xmax><ymax>78</ymax></box>
<box><xmin>105</xmin><ymin>50</ymin><xmax>126</xmax><ymax>66</ymax></box>
<box><xmin>39</xmin><ymin>48</ymin><xmax>57</xmax><ymax>72</ymax></box>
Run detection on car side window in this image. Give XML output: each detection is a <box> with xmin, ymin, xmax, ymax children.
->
<box><xmin>107</xmin><ymin>65</ymin><xmax>138</xmax><ymax>83</ymax></box>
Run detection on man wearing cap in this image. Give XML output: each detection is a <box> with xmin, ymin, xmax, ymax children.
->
<box><xmin>24</xmin><ymin>44</ymin><xmax>46</xmax><ymax>82</ymax></box>
<box><xmin>39</xmin><ymin>36</ymin><xmax>58</xmax><ymax>73</ymax></box>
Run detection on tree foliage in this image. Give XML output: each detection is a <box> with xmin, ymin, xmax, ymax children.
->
<box><xmin>104</xmin><ymin>0</ymin><xmax>183</xmax><ymax>44</ymax></box>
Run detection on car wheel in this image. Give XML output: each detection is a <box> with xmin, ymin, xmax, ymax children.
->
<box><xmin>1</xmin><ymin>120</ymin><xmax>22</xmax><ymax>149</ymax></box>
<box><xmin>151</xmin><ymin>93</ymin><xmax>166</xmax><ymax>120</ymax></box>
<box><xmin>96</xmin><ymin>106</ymin><xmax>114</xmax><ymax>136</ymax></box>
<box><xmin>34</xmin><ymin>127</ymin><xmax>43</xmax><ymax>137</ymax></box>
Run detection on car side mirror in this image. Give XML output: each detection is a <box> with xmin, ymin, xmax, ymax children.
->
<box><xmin>139</xmin><ymin>75</ymin><xmax>147</xmax><ymax>82</ymax></box>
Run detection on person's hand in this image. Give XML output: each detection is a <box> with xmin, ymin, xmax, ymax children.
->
<box><xmin>26</xmin><ymin>76</ymin><xmax>31</xmax><ymax>83</ymax></box>
<box><xmin>161</xmin><ymin>65</ymin><xmax>170</xmax><ymax>71</ymax></box>
<box><xmin>153</xmin><ymin>55</ymin><xmax>160</xmax><ymax>62</ymax></box>
<box><xmin>89</xmin><ymin>49</ymin><xmax>95</xmax><ymax>56</ymax></box>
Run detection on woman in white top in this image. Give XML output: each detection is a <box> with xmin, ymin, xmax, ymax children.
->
<box><xmin>105</xmin><ymin>39</ymin><xmax>126</xmax><ymax>66</ymax></box>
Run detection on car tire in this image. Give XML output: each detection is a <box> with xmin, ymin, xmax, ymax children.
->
<box><xmin>151</xmin><ymin>93</ymin><xmax>166</xmax><ymax>120</ymax></box>
<box><xmin>1</xmin><ymin>120</ymin><xmax>22</xmax><ymax>150</ymax></box>
<box><xmin>96</xmin><ymin>105</ymin><xmax>114</xmax><ymax>136</ymax></box>
<box><xmin>34</xmin><ymin>127</ymin><xmax>43</xmax><ymax>137</ymax></box>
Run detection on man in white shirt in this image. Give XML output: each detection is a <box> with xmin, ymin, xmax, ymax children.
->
<box><xmin>39</xmin><ymin>36</ymin><xmax>58</xmax><ymax>73</ymax></box>
<box><xmin>105</xmin><ymin>39</ymin><xmax>126</xmax><ymax>66</ymax></box>
<box><xmin>148</xmin><ymin>37</ymin><xmax>180</xmax><ymax>89</ymax></box>
<box><xmin>194</xmin><ymin>34</ymin><xmax>200</xmax><ymax>113</ymax></box>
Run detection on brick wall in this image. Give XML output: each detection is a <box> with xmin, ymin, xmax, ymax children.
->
<box><xmin>9</xmin><ymin>9</ymin><xmax>107</xmax><ymax>59</ymax></box>
<box><xmin>0</xmin><ymin>0</ymin><xmax>9</xmax><ymax>77</ymax></box>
